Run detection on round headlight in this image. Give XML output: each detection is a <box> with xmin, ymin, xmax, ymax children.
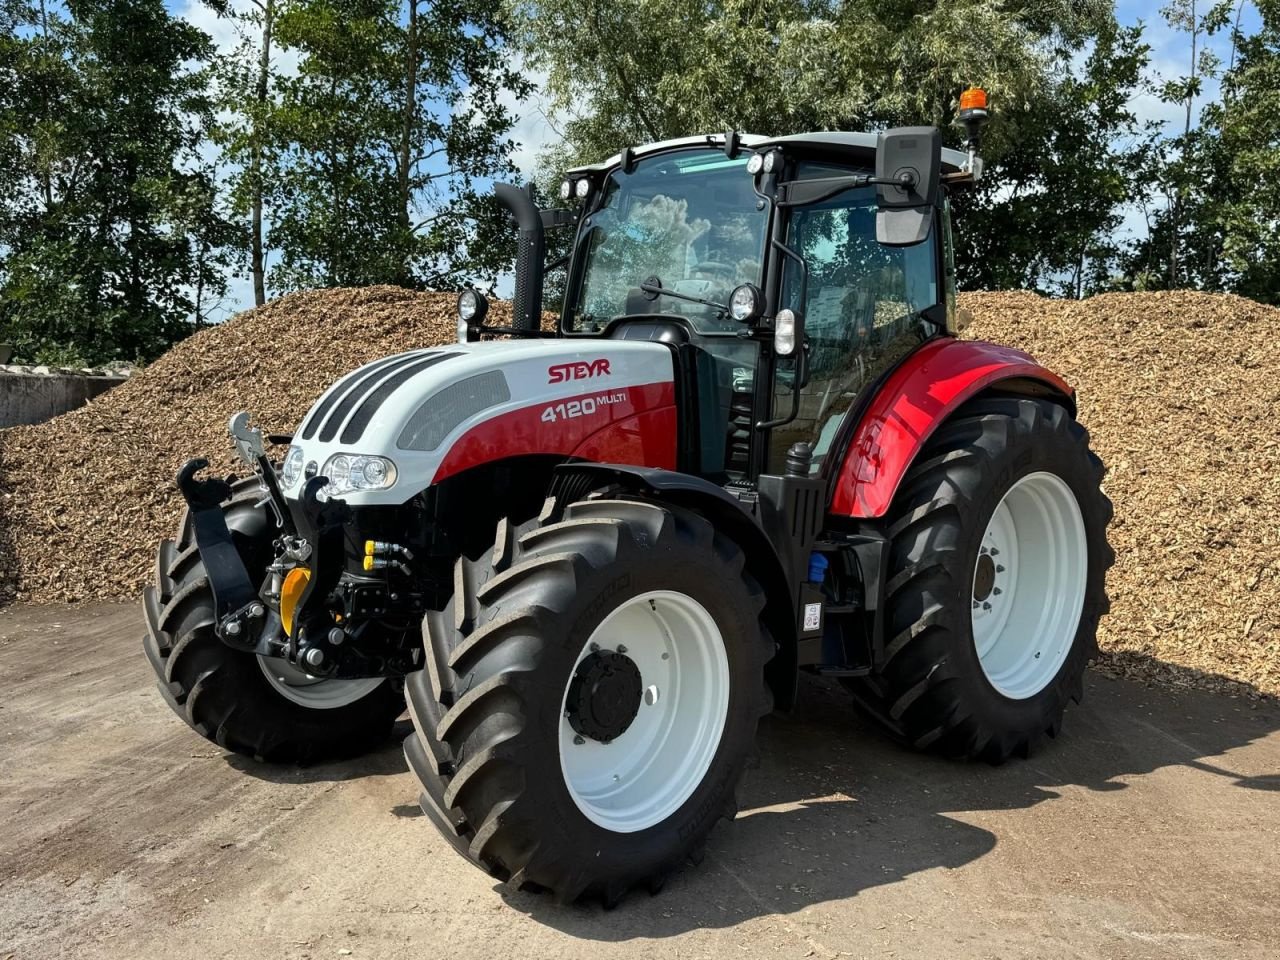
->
<box><xmin>560</xmin><ymin>179</ymin><xmax>572</xmax><ymax>200</ymax></box>
<box><xmin>281</xmin><ymin>445</ymin><xmax>304</xmax><ymax>489</ymax></box>
<box><xmin>575</xmin><ymin>177</ymin><xmax>592</xmax><ymax>199</ymax></box>
<box><xmin>746</xmin><ymin>153</ymin><xmax>764</xmax><ymax>175</ymax></box>
<box><xmin>359</xmin><ymin>457</ymin><xmax>389</xmax><ymax>487</ymax></box>
<box><xmin>328</xmin><ymin>454</ymin><xmax>351</xmax><ymax>486</ymax></box>
<box><xmin>458</xmin><ymin>289</ymin><xmax>480</xmax><ymax>322</ymax></box>
<box><xmin>762</xmin><ymin>150</ymin><xmax>779</xmax><ymax>174</ymax></box>
<box><xmin>729</xmin><ymin>283</ymin><xmax>763</xmax><ymax>323</ymax></box>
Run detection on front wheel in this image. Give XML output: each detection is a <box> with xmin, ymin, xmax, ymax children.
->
<box><xmin>404</xmin><ymin>498</ymin><xmax>773</xmax><ymax>905</ymax></box>
<box><xmin>141</xmin><ymin>477</ymin><xmax>404</xmax><ymax>763</ymax></box>
<box><xmin>844</xmin><ymin>396</ymin><xmax>1113</xmax><ymax>762</ymax></box>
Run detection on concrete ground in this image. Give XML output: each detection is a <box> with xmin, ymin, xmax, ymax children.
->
<box><xmin>1</xmin><ymin>604</ymin><xmax>1277</xmax><ymax>960</ymax></box>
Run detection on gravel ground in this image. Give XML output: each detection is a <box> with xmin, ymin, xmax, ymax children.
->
<box><xmin>1</xmin><ymin>602</ymin><xmax>1277</xmax><ymax>960</ymax></box>
<box><xmin>0</xmin><ymin>287</ymin><xmax>1275</xmax><ymax>698</ymax></box>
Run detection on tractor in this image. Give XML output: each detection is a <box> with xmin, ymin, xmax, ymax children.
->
<box><xmin>142</xmin><ymin>90</ymin><xmax>1112</xmax><ymax>905</ymax></box>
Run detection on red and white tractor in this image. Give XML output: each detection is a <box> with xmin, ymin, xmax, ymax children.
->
<box><xmin>143</xmin><ymin>93</ymin><xmax>1112</xmax><ymax>905</ymax></box>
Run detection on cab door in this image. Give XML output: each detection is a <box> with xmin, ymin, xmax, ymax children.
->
<box><xmin>767</xmin><ymin>168</ymin><xmax>943</xmax><ymax>476</ymax></box>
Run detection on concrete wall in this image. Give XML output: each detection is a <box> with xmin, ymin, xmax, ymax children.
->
<box><xmin>0</xmin><ymin>366</ymin><xmax>128</xmax><ymax>428</ymax></box>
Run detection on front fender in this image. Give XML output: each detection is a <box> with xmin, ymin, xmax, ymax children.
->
<box><xmin>828</xmin><ymin>337</ymin><xmax>1075</xmax><ymax>518</ymax></box>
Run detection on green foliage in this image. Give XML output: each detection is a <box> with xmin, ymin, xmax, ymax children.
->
<box><xmin>508</xmin><ymin>0</ymin><xmax>1112</xmax><ymax>166</ymax></box>
<box><xmin>957</xmin><ymin>21</ymin><xmax>1158</xmax><ymax>295</ymax></box>
<box><xmin>0</xmin><ymin>0</ymin><xmax>237</xmax><ymax>365</ymax></box>
<box><xmin>215</xmin><ymin>0</ymin><xmax>530</xmax><ymax>297</ymax></box>
<box><xmin>508</xmin><ymin>0</ymin><xmax>1153</xmax><ymax>298</ymax></box>
<box><xmin>1127</xmin><ymin>0</ymin><xmax>1280</xmax><ymax>303</ymax></box>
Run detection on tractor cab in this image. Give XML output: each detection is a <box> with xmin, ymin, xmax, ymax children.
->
<box><xmin>461</xmin><ymin>126</ymin><xmax>977</xmax><ymax>490</ymax></box>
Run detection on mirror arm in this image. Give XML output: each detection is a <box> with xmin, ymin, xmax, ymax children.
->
<box><xmin>778</xmin><ymin>173</ymin><xmax>914</xmax><ymax>208</ymax></box>
<box><xmin>756</xmin><ymin>238</ymin><xmax>809</xmax><ymax>431</ymax></box>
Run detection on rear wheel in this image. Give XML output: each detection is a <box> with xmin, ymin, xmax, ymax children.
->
<box><xmin>844</xmin><ymin>396</ymin><xmax>1113</xmax><ymax>762</ymax></box>
<box><xmin>404</xmin><ymin>498</ymin><xmax>773</xmax><ymax>905</ymax></box>
<box><xmin>141</xmin><ymin>477</ymin><xmax>404</xmax><ymax>763</ymax></box>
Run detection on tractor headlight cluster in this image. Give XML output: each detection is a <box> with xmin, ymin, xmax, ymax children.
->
<box><xmin>318</xmin><ymin>453</ymin><xmax>397</xmax><ymax>497</ymax></box>
<box><xmin>281</xmin><ymin>445</ymin><xmax>305</xmax><ymax>489</ymax></box>
<box><xmin>559</xmin><ymin>176</ymin><xmax>594</xmax><ymax>202</ymax></box>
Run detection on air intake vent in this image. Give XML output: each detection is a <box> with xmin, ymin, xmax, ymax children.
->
<box><xmin>397</xmin><ymin>371</ymin><xmax>511</xmax><ymax>451</ymax></box>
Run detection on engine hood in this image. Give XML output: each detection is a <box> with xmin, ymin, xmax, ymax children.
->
<box><xmin>283</xmin><ymin>338</ymin><xmax>676</xmax><ymax>506</ymax></box>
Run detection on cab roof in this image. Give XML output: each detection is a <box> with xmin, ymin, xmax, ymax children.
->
<box><xmin>566</xmin><ymin>131</ymin><xmax>969</xmax><ymax>177</ymax></box>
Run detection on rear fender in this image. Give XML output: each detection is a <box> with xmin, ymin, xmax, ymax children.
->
<box><xmin>551</xmin><ymin>463</ymin><xmax>799</xmax><ymax>712</ymax></box>
<box><xmin>828</xmin><ymin>338</ymin><xmax>1075</xmax><ymax>518</ymax></box>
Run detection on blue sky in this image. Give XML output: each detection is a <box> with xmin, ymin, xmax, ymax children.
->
<box><xmin>165</xmin><ymin>1</ymin><xmax>1263</xmax><ymax>315</ymax></box>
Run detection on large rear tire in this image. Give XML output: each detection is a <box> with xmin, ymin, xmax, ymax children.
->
<box><xmin>141</xmin><ymin>477</ymin><xmax>404</xmax><ymax>763</ymax></box>
<box><xmin>844</xmin><ymin>396</ymin><xmax>1113</xmax><ymax>762</ymax></box>
<box><xmin>404</xmin><ymin>498</ymin><xmax>773</xmax><ymax>905</ymax></box>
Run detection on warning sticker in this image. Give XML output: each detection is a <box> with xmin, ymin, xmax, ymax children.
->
<box><xmin>803</xmin><ymin>602</ymin><xmax>822</xmax><ymax>632</ymax></box>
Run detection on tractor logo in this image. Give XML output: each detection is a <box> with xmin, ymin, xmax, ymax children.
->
<box><xmin>548</xmin><ymin>358</ymin><xmax>611</xmax><ymax>383</ymax></box>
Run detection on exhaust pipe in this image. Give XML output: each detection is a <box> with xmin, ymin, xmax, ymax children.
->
<box><xmin>494</xmin><ymin>183</ymin><xmax>544</xmax><ymax>331</ymax></box>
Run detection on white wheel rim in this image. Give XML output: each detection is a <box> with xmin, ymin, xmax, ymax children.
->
<box><xmin>970</xmin><ymin>471</ymin><xmax>1087</xmax><ymax>700</ymax></box>
<box><xmin>558</xmin><ymin>590</ymin><xmax>730</xmax><ymax>833</ymax></box>
<box><xmin>257</xmin><ymin>655</ymin><xmax>384</xmax><ymax>709</ymax></box>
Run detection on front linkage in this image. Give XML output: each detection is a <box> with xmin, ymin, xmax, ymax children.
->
<box><xmin>175</xmin><ymin>412</ymin><xmax>422</xmax><ymax>681</ymax></box>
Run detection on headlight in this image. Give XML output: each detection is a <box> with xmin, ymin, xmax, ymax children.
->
<box><xmin>575</xmin><ymin>177</ymin><xmax>592</xmax><ymax>199</ymax></box>
<box><xmin>729</xmin><ymin>283</ymin><xmax>763</xmax><ymax>323</ymax></box>
<box><xmin>281</xmin><ymin>445</ymin><xmax>304</xmax><ymax>489</ymax></box>
<box><xmin>318</xmin><ymin>453</ymin><xmax>398</xmax><ymax>497</ymax></box>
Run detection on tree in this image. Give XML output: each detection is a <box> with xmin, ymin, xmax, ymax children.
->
<box><xmin>507</xmin><ymin>0</ymin><xmax>1144</xmax><ymax>298</ymax></box>
<box><xmin>215</xmin><ymin>0</ymin><xmax>529</xmax><ymax>295</ymax></box>
<box><xmin>1194</xmin><ymin>0</ymin><xmax>1280</xmax><ymax>301</ymax></box>
<box><xmin>957</xmin><ymin>22</ymin><xmax>1158</xmax><ymax>295</ymax></box>
<box><xmin>0</xmin><ymin>0</ymin><xmax>237</xmax><ymax>364</ymax></box>
<box><xmin>507</xmin><ymin>0</ymin><xmax>1114</xmax><ymax>170</ymax></box>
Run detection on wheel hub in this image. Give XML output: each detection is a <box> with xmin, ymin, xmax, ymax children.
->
<box><xmin>565</xmin><ymin>650</ymin><xmax>643</xmax><ymax>743</ymax></box>
<box><xmin>973</xmin><ymin>552</ymin><xmax>997</xmax><ymax>601</ymax></box>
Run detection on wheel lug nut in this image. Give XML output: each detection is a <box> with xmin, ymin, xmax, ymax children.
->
<box><xmin>992</xmin><ymin>587</ymin><xmax>1002</xmax><ymax>596</ymax></box>
<box><xmin>573</xmin><ymin>735</ymin><xmax>585</xmax><ymax>745</ymax></box>
<box><xmin>989</xmin><ymin>548</ymin><xmax>999</xmax><ymax>556</ymax></box>
<box><xmin>616</xmin><ymin>644</ymin><xmax>627</xmax><ymax>654</ymax></box>
<box><xmin>982</xmin><ymin>602</ymin><xmax>992</xmax><ymax>611</ymax></box>
<box><xmin>996</xmin><ymin>565</ymin><xmax>1005</xmax><ymax>573</ymax></box>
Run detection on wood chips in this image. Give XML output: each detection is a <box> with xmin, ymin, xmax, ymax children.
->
<box><xmin>1</xmin><ymin>285</ymin><xmax>1275</xmax><ymax>699</ymax></box>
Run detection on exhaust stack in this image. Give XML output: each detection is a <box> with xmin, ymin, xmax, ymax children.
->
<box><xmin>494</xmin><ymin>183</ymin><xmax>545</xmax><ymax>331</ymax></box>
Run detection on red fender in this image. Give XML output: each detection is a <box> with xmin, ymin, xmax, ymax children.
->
<box><xmin>828</xmin><ymin>337</ymin><xmax>1074</xmax><ymax>518</ymax></box>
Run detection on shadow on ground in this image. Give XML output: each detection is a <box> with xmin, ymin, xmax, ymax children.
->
<box><xmin>491</xmin><ymin>661</ymin><xmax>1279</xmax><ymax>937</ymax></box>
<box><xmin>222</xmin><ymin>718</ymin><xmax>414</xmax><ymax>783</ymax></box>
<box><xmin>208</xmin><ymin>645</ymin><xmax>1279</xmax><ymax>937</ymax></box>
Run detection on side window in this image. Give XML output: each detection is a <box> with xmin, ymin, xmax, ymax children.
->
<box><xmin>768</xmin><ymin>180</ymin><xmax>938</xmax><ymax>474</ymax></box>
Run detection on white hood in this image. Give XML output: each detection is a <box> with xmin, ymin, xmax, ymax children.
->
<box><xmin>283</xmin><ymin>338</ymin><xmax>675</xmax><ymax>506</ymax></box>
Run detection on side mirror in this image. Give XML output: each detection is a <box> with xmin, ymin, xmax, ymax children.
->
<box><xmin>875</xmin><ymin>126</ymin><xmax>941</xmax><ymax>246</ymax></box>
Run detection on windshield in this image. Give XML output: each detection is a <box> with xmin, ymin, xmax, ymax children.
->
<box><xmin>566</xmin><ymin>149</ymin><xmax>768</xmax><ymax>333</ymax></box>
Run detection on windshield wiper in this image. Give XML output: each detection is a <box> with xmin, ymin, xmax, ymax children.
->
<box><xmin>639</xmin><ymin>277</ymin><xmax>728</xmax><ymax>317</ymax></box>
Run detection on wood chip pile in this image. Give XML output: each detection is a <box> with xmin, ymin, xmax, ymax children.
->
<box><xmin>0</xmin><ymin>285</ymin><xmax>1275</xmax><ymax>698</ymax></box>
<box><xmin>0</xmin><ymin>286</ymin><xmax>502</xmax><ymax>605</ymax></box>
